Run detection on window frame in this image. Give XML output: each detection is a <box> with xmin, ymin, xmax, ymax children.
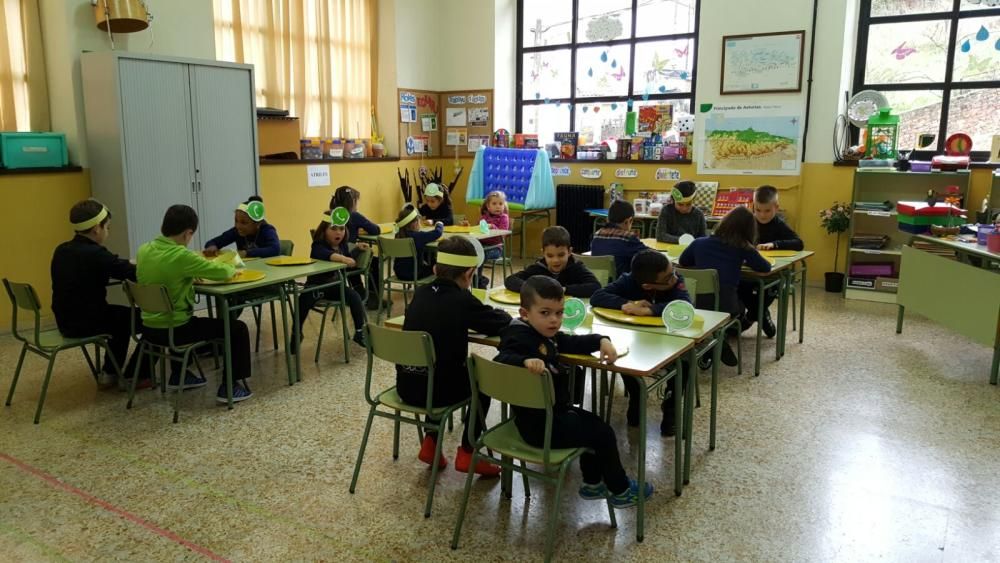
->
<box><xmin>852</xmin><ymin>0</ymin><xmax>1000</xmax><ymax>160</ymax></box>
<box><xmin>515</xmin><ymin>0</ymin><xmax>701</xmax><ymax>148</ymax></box>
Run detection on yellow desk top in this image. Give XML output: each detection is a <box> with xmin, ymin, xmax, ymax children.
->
<box><xmin>195</xmin><ymin>269</ymin><xmax>266</xmax><ymax>285</ymax></box>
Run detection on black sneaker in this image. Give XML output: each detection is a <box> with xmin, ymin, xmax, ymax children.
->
<box><xmin>762</xmin><ymin>310</ymin><xmax>776</xmax><ymax>339</ymax></box>
<box><xmin>721</xmin><ymin>341</ymin><xmax>738</xmax><ymax>367</ymax></box>
<box><xmin>626</xmin><ymin>395</ymin><xmax>640</xmax><ymax>427</ymax></box>
<box><xmin>697</xmin><ymin>355</ymin><xmax>713</xmax><ymax>371</ymax></box>
<box><xmin>352</xmin><ymin>329</ymin><xmax>367</xmax><ymax>348</ymax></box>
<box><xmin>660</xmin><ymin>398</ymin><xmax>676</xmax><ymax>437</ymax></box>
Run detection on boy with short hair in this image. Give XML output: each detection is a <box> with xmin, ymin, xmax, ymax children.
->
<box><xmin>137</xmin><ymin>205</ymin><xmax>254</xmax><ymax>403</ymax></box>
<box><xmin>591</xmin><ymin>250</ymin><xmax>695</xmax><ymax>435</ymax></box>
<box><xmin>396</xmin><ymin>237</ymin><xmax>512</xmax><ymax>476</ymax></box>
<box><xmin>739</xmin><ymin>185</ymin><xmax>803</xmax><ymax>338</ymax></box>
<box><xmin>655</xmin><ymin>181</ymin><xmax>707</xmax><ymax>244</ymax></box>
<box><xmin>495</xmin><ymin>276</ymin><xmax>652</xmax><ymax>508</ymax></box>
<box><xmin>591</xmin><ymin>200</ymin><xmax>647</xmax><ymax>275</ymax></box>
<box><xmin>504</xmin><ymin>226</ymin><xmax>600</xmax><ymax>298</ymax></box>
<box><xmin>51</xmin><ymin>199</ymin><xmax>148</xmax><ymax>387</ymax></box>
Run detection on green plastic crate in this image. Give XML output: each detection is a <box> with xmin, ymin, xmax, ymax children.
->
<box><xmin>0</xmin><ymin>133</ymin><xmax>68</xmax><ymax>169</ymax></box>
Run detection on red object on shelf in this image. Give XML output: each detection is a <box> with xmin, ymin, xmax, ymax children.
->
<box><xmin>897</xmin><ymin>201</ymin><xmax>964</xmax><ymax>216</ymax></box>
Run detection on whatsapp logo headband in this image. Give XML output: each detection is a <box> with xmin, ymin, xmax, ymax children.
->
<box><xmin>72</xmin><ymin>205</ymin><xmax>108</xmax><ymax>231</ymax></box>
<box><xmin>323</xmin><ymin>207</ymin><xmax>351</xmax><ymax>226</ymax></box>
<box><xmin>671</xmin><ymin>187</ymin><xmax>695</xmax><ymax>204</ymax></box>
<box><xmin>437</xmin><ymin>236</ymin><xmax>484</xmax><ymax>268</ymax></box>
<box><xmin>236</xmin><ymin>200</ymin><xmax>265</xmax><ymax>222</ymax></box>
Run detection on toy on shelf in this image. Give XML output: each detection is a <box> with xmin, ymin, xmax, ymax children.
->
<box><xmin>465</xmin><ymin>147</ymin><xmax>556</xmax><ymax>211</ymax></box>
<box><xmin>491</xmin><ymin>129</ymin><xmax>511</xmax><ymax>148</ymax></box>
<box><xmin>897</xmin><ymin>200</ymin><xmax>966</xmax><ymax>234</ymax></box>
<box><xmin>711</xmin><ymin>188</ymin><xmax>754</xmax><ymax>218</ymax></box>
<box><xmin>931</xmin><ymin>133</ymin><xmax>972</xmax><ymax>171</ymax></box>
<box><xmin>864</xmin><ymin>107</ymin><xmax>899</xmax><ymax>160</ymax></box>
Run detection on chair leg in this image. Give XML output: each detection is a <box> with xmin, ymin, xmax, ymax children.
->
<box><xmin>451</xmin><ymin>446</ymin><xmax>479</xmax><ymax>550</ymax></box>
<box><xmin>424</xmin><ymin>419</ymin><xmax>448</xmax><ymax>518</ymax></box>
<box><xmin>6</xmin><ymin>343</ymin><xmax>28</xmax><ymax>406</ymax></box>
<box><xmin>81</xmin><ymin>345</ymin><xmax>98</xmax><ymax>378</ymax></box>
<box><xmin>269</xmin><ymin>301</ymin><xmax>279</xmax><ymax>350</ymax></box>
<box><xmin>791</xmin><ymin>288</ymin><xmax>797</xmax><ymax>332</ymax></box>
<box><xmin>173</xmin><ymin>349</ymin><xmax>194</xmax><ymax>424</ymax></box>
<box><xmin>544</xmin><ymin>466</ymin><xmax>568</xmax><ymax>561</ymax></box>
<box><xmin>520</xmin><ymin>460</ymin><xmax>531</xmax><ymax>497</ymax></box>
<box><xmin>33</xmin><ymin>353</ymin><xmax>58</xmax><ymax>424</ymax></box>
<box><xmin>126</xmin><ymin>342</ymin><xmax>146</xmax><ymax>409</ymax></box>
<box><xmin>252</xmin><ymin>304</ymin><xmax>263</xmax><ymax>353</ymax></box>
<box><xmin>315</xmin><ymin>306</ymin><xmax>330</xmax><ymax>364</ymax></box>
<box><xmin>392</xmin><ymin>411</ymin><xmax>401</xmax><ymax>460</ymax></box>
<box><xmin>349</xmin><ymin>406</ymin><xmax>378</xmax><ymax>494</ymax></box>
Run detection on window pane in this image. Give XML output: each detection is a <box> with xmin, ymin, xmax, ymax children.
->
<box><xmin>634</xmin><ymin>39</ymin><xmax>694</xmax><ymax>96</ymax></box>
<box><xmin>880</xmin><ymin>90</ymin><xmax>943</xmax><ymax>151</ymax></box>
<box><xmin>577</xmin><ymin>0</ymin><xmax>631</xmax><ymax>43</ymax></box>
<box><xmin>521</xmin><ymin>103</ymin><xmax>571</xmax><ymax>146</ymax></box>
<box><xmin>575</xmin><ymin>45</ymin><xmax>631</xmax><ymax>98</ymax></box>
<box><xmin>864</xmin><ymin>20</ymin><xmax>951</xmax><ymax>84</ymax></box>
<box><xmin>952</xmin><ymin>16</ymin><xmax>1000</xmax><ymax>81</ymax></box>
<box><xmin>961</xmin><ymin>0</ymin><xmax>999</xmax><ymax>11</ymax></box>
<box><xmin>870</xmin><ymin>0</ymin><xmax>952</xmax><ymax>17</ymax></box>
<box><xmin>522</xmin><ymin>0</ymin><xmax>572</xmax><ymax>47</ymax></box>
<box><xmin>574</xmin><ymin>101</ymin><xmax>628</xmax><ymax>144</ymax></box>
<box><xmin>947</xmin><ymin>88</ymin><xmax>1000</xmax><ymax>151</ymax></box>
<box><xmin>636</xmin><ymin>0</ymin><xmax>697</xmax><ymax>37</ymax></box>
<box><xmin>522</xmin><ymin>50</ymin><xmax>571</xmax><ymax>101</ymax></box>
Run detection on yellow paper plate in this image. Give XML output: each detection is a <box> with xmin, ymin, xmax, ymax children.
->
<box><xmin>488</xmin><ymin>287</ymin><xmax>522</xmax><ymax>305</ymax></box>
<box><xmin>444</xmin><ymin>225</ymin><xmax>477</xmax><ymax>233</ymax></box>
<box><xmin>592</xmin><ymin>307</ymin><xmax>666</xmax><ymax>327</ymax></box>
<box><xmin>563</xmin><ymin>345</ymin><xmax>630</xmax><ymax>362</ymax></box>
<box><xmin>759</xmin><ymin>250</ymin><xmax>800</xmax><ymax>258</ymax></box>
<box><xmin>265</xmin><ymin>256</ymin><xmax>316</xmax><ymax>266</ymax></box>
<box><xmin>470</xmin><ymin>288</ymin><xmax>487</xmax><ymax>304</ymax></box>
<box><xmin>196</xmin><ymin>269</ymin><xmax>266</xmax><ymax>285</ymax></box>
<box><xmin>641</xmin><ymin>238</ymin><xmax>686</xmax><ymax>253</ymax></box>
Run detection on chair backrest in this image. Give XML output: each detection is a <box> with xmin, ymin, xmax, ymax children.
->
<box><xmin>675</xmin><ymin>267</ymin><xmax>717</xmax><ymax>310</ymax></box>
<box><xmin>573</xmin><ymin>253</ymin><xmax>616</xmax><ymax>285</ymax></box>
<box><xmin>279</xmin><ymin>239</ymin><xmax>294</xmax><ymax>256</ymax></box>
<box><xmin>3</xmin><ymin>278</ymin><xmax>42</xmax><ymax>345</ymax></box>
<box><xmin>353</xmin><ymin>248</ymin><xmax>373</xmax><ymax>274</ymax></box>
<box><xmin>364</xmin><ymin>324</ymin><xmax>437</xmax><ymax>409</ymax></box>
<box><xmin>377</xmin><ymin>236</ymin><xmax>418</xmax><ymax>260</ymax></box>
<box><xmin>468</xmin><ymin>354</ymin><xmax>553</xmax><ymax>409</ymax></box>
<box><xmin>123</xmin><ymin>280</ymin><xmax>174</xmax><ymax>314</ymax></box>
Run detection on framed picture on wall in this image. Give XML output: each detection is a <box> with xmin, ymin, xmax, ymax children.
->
<box><xmin>720</xmin><ymin>30</ymin><xmax>805</xmax><ymax>95</ymax></box>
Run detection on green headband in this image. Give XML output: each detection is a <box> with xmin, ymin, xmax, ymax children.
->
<box><xmin>323</xmin><ymin>207</ymin><xmax>350</xmax><ymax>226</ymax></box>
<box><xmin>672</xmin><ymin>187</ymin><xmax>695</xmax><ymax>204</ymax></box>
<box><xmin>437</xmin><ymin>252</ymin><xmax>479</xmax><ymax>267</ymax></box>
<box><xmin>72</xmin><ymin>206</ymin><xmax>108</xmax><ymax>231</ymax></box>
<box><xmin>395</xmin><ymin>208</ymin><xmax>419</xmax><ymax>230</ymax></box>
<box><xmin>236</xmin><ymin>201</ymin><xmax>265</xmax><ymax>222</ymax></box>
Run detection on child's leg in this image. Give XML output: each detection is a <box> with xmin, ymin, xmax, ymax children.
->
<box><xmin>736</xmin><ymin>280</ymin><xmax>757</xmax><ymax>321</ymax></box>
<box><xmin>99</xmin><ymin>305</ymin><xmax>137</xmax><ymax>375</ymax></box>
<box><xmin>176</xmin><ymin>317</ymin><xmax>252</xmax><ymax>381</ymax></box>
<box><xmin>343</xmin><ymin>286</ymin><xmax>366</xmax><ymax>331</ymax></box>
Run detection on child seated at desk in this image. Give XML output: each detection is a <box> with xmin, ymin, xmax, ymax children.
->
<box><xmin>656</xmin><ymin>181</ymin><xmax>708</xmax><ymax>244</ymax></box>
<box><xmin>504</xmin><ymin>226</ymin><xmax>600</xmax><ymax>298</ymax></box>
<box><xmin>331</xmin><ymin>185</ymin><xmax>381</xmax><ymax>309</ymax></box>
<box><xmin>393</xmin><ymin>204</ymin><xmax>443</xmax><ymax>281</ymax></box>
<box><xmin>137</xmin><ymin>205</ymin><xmax>253</xmax><ymax>403</ymax></box>
<box><xmin>591</xmin><ymin>251</ymin><xmax>691</xmax><ymax>436</ymax></box>
<box><xmin>203</xmin><ymin>196</ymin><xmax>281</xmax><ymax>259</ymax></box>
<box><xmin>738</xmin><ymin>185</ymin><xmax>802</xmax><ymax>338</ymax></box>
<box><xmin>591</xmin><ymin>200</ymin><xmax>647</xmax><ymax>275</ymax></box>
<box><xmin>495</xmin><ymin>276</ymin><xmax>653</xmax><ymax>508</ymax></box>
<box><xmin>293</xmin><ymin>208</ymin><xmax>369</xmax><ymax>351</ymax></box>
<box><xmin>418</xmin><ymin>183</ymin><xmax>455</xmax><ymax>226</ymax></box>
<box><xmin>397</xmin><ymin>237</ymin><xmax>512</xmax><ymax>476</ymax></box>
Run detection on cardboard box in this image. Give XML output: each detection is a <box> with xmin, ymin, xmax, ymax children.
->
<box><xmin>257</xmin><ymin>117</ymin><xmax>300</xmax><ymax>158</ymax></box>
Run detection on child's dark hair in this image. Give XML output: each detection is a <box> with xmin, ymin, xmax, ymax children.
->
<box><xmin>246</xmin><ymin>195</ymin><xmax>263</xmax><ymax>204</ymax></box>
<box><xmin>330</xmin><ymin>185</ymin><xmax>359</xmax><ymax>211</ymax></box>
<box><xmin>312</xmin><ymin>211</ymin><xmax>346</xmax><ymax>244</ymax></box>
<box><xmin>631</xmin><ymin>250</ymin><xmax>671</xmax><ymax>285</ymax></box>
<box><xmin>435</xmin><ymin>237</ymin><xmax>477</xmax><ymax>281</ymax></box>
<box><xmin>713</xmin><ymin>206</ymin><xmax>757</xmax><ymax>249</ymax></box>
<box><xmin>161</xmin><ymin>205</ymin><xmax>199</xmax><ymax>236</ymax></box>
<box><xmin>70</xmin><ymin>199</ymin><xmax>111</xmax><ymax>232</ymax></box>
<box><xmin>394</xmin><ymin>204</ymin><xmax>419</xmax><ymax>238</ymax></box>
<box><xmin>608</xmin><ymin>200</ymin><xmax>635</xmax><ymax>225</ymax></box>
<box><xmin>520</xmin><ymin>275</ymin><xmax>565</xmax><ymax>309</ymax></box>
<box><xmin>541</xmin><ymin>225</ymin><xmax>571</xmax><ymax>249</ymax></box>
<box><xmin>754</xmin><ymin>185</ymin><xmax>778</xmax><ymax>205</ymax></box>
<box><xmin>673</xmin><ymin>181</ymin><xmax>696</xmax><ymax>199</ymax></box>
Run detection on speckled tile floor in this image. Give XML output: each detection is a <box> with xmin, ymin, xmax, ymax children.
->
<box><xmin>1</xmin><ymin>287</ymin><xmax>998</xmax><ymax>562</ymax></box>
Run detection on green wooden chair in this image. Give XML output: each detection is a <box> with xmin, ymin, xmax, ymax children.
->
<box><xmin>452</xmin><ymin>355</ymin><xmax>617</xmax><ymax>562</ymax></box>
<box><xmin>250</xmin><ymin>239</ymin><xmax>294</xmax><ymax>352</ymax></box>
<box><xmin>312</xmin><ymin>248</ymin><xmax>373</xmax><ymax>363</ymax></box>
<box><xmin>376</xmin><ymin>236</ymin><xmax>436</xmax><ymax>322</ymax></box>
<box><xmin>122</xmin><ymin>281</ymin><xmax>215</xmax><ymax>423</ymax></box>
<box><xmin>3</xmin><ymin>279</ymin><xmax>121</xmax><ymax>424</ymax></box>
<box><xmin>349</xmin><ymin>324</ymin><xmax>467</xmax><ymax>518</ymax></box>
<box><xmin>573</xmin><ymin>253</ymin><xmax>616</xmax><ymax>285</ymax></box>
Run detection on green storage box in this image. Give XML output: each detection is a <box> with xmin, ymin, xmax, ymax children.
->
<box><xmin>0</xmin><ymin>133</ymin><xmax>69</xmax><ymax>169</ymax></box>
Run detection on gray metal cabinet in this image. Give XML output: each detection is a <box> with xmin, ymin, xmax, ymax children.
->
<box><xmin>81</xmin><ymin>52</ymin><xmax>259</xmax><ymax>258</ymax></box>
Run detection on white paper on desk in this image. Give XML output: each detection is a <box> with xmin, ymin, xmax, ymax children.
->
<box><xmin>307</xmin><ymin>164</ymin><xmax>331</xmax><ymax>188</ymax></box>
<box><xmin>446</xmin><ymin>107</ymin><xmax>467</xmax><ymax>127</ymax></box>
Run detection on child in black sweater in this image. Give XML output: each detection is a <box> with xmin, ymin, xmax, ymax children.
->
<box><xmin>418</xmin><ymin>182</ymin><xmax>455</xmax><ymax>226</ymax></box>
<box><xmin>504</xmin><ymin>226</ymin><xmax>600</xmax><ymax>298</ymax></box>
<box><xmin>495</xmin><ymin>276</ymin><xmax>652</xmax><ymax>508</ymax></box>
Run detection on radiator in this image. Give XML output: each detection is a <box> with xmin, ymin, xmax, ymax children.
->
<box><xmin>556</xmin><ymin>184</ymin><xmax>605</xmax><ymax>252</ymax></box>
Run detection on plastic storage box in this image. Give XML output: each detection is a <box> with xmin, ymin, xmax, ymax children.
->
<box><xmin>0</xmin><ymin>133</ymin><xmax>68</xmax><ymax>169</ymax></box>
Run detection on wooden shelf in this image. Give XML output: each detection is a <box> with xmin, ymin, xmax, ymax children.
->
<box><xmin>259</xmin><ymin>157</ymin><xmax>400</xmax><ymax>166</ymax></box>
<box><xmin>849</xmin><ymin>247</ymin><xmax>901</xmax><ymax>256</ymax></box>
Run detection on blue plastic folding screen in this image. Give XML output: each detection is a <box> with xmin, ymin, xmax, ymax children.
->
<box><xmin>466</xmin><ymin>147</ymin><xmax>556</xmax><ymax>210</ymax></box>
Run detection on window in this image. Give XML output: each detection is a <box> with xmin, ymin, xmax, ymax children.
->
<box><xmin>213</xmin><ymin>0</ymin><xmax>375</xmax><ymax>139</ymax></box>
<box><xmin>517</xmin><ymin>0</ymin><xmax>700</xmax><ymax>152</ymax></box>
<box><xmin>0</xmin><ymin>0</ymin><xmax>48</xmax><ymax>132</ymax></box>
<box><xmin>853</xmin><ymin>0</ymin><xmax>1000</xmax><ymax>158</ymax></box>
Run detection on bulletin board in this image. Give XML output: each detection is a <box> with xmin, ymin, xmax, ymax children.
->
<box><xmin>397</xmin><ymin>88</ymin><xmax>442</xmax><ymax>160</ymax></box>
<box><xmin>439</xmin><ymin>89</ymin><xmax>493</xmax><ymax>156</ymax></box>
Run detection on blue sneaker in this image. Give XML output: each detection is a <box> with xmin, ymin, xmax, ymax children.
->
<box><xmin>609</xmin><ymin>479</ymin><xmax>654</xmax><ymax>509</ymax></box>
<box><xmin>215</xmin><ymin>381</ymin><xmax>252</xmax><ymax>404</ymax></box>
<box><xmin>578</xmin><ymin>482</ymin><xmax>608</xmax><ymax>500</ymax></box>
<box><xmin>166</xmin><ymin>371</ymin><xmax>208</xmax><ymax>390</ymax></box>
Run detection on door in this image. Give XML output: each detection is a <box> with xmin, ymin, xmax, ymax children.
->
<box><xmin>188</xmin><ymin>64</ymin><xmax>260</xmax><ymax>249</ymax></box>
<box><xmin>118</xmin><ymin>58</ymin><xmax>198</xmax><ymax>256</ymax></box>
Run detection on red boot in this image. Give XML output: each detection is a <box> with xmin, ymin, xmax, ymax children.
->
<box><xmin>418</xmin><ymin>435</ymin><xmax>447</xmax><ymax>470</ymax></box>
<box><xmin>454</xmin><ymin>447</ymin><xmax>501</xmax><ymax>478</ymax></box>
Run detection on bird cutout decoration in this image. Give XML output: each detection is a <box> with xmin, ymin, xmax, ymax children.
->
<box><xmin>530</xmin><ymin>70</ymin><xmax>539</xmax><ymax>81</ymax></box>
<box><xmin>674</xmin><ymin>45</ymin><xmax>689</xmax><ymax>57</ymax></box>
<box><xmin>612</xmin><ymin>66</ymin><xmax>626</xmax><ymax>81</ymax></box>
<box><xmin>892</xmin><ymin>42</ymin><xmax>917</xmax><ymax>59</ymax></box>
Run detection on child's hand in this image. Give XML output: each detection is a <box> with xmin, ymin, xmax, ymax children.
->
<box><xmin>622</xmin><ymin>301</ymin><xmax>653</xmax><ymax>316</ymax></box>
<box><xmin>203</xmin><ymin>246</ymin><xmax>219</xmax><ymax>257</ymax></box>
<box><xmin>356</xmin><ymin>242</ymin><xmax>370</xmax><ymax>251</ymax></box>
<box><xmin>598</xmin><ymin>338</ymin><xmax>618</xmax><ymax>364</ymax></box>
<box><xmin>435</xmin><ymin>221</ymin><xmax>444</xmax><ymax>229</ymax></box>
<box><xmin>461</xmin><ymin>219</ymin><xmax>470</xmax><ymax>227</ymax></box>
<box><xmin>238</xmin><ymin>250</ymin><xmax>248</xmax><ymax>258</ymax></box>
<box><xmin>523</xmin><ymin>358</ymin><xmax>546</xmax><ymax>375</ymax></box>
<box><xmin>426</xmin><ymin>219</ymin><xmax>435</xmax><ymax>227</ymax></box>
<box><xmin>757</xmin><ymin>243</ymin><xmax>775</xmax><ymax>251</ymax></box>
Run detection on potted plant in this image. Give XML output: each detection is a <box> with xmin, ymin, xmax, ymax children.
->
<box><xmin>819</xmin><ymin>202</ymin><xmax>852</xmax><ymax>293</ymax></box>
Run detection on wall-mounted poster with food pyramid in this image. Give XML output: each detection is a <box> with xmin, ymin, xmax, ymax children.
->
<box><xmin>465</xmin><ymin>147</ymin><xmax>556</xmax><ymax>211</ymax></box>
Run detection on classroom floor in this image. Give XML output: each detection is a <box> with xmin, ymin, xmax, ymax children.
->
<box><xmin>0</xmin><ymin>286</ymin><xmax>998</xmax><ymax>562</ymax></box>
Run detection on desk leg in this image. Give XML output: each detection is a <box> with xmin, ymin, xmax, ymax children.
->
<box><xmin>339</xmin><ymin>271</ymin><xmax>350</xmax><ymax>364</ymax></box>
<box><xmin>991</xmin><ymin>339</ymin><xmax>999</xmax><ymax>386</ymax></box>
<box><xmin>683</xmin><ymin>349</ymin><xmax>696</xmax><ymax>485</ymax></box>
<box><xmin>710</xmin><ymin>328</ymin><xmax>722</xmax><ymax>451</ymax></box>
<box><xmin>280</xmin><ymin>283</ymin><xmax>295</xmax><ymax>385</ymax></box>
<box><xmin>220</xmin><ymin>296</ymin><xmax>234</xmax><ymax>410</ymax></box>
<box><xmin>895</xmin><ymin>305</ymin><xmax>905</xmax><ymax>334</ymax></box>
<box><xmin>636</xmin><ymin>375</ymin><xmax>647</xmax><ymax>543</ymax></box>
<box><xmin>673</xmin><ymin>362</ymin><xmax>683</xmax><ymax>496</ymax></box>
<box><xmin>798</xmin><ymin>263</ymin><xmax>807</xmax><ymax>344</ymax></box>
<box><xmin>776</xmin><ymin>271</ymin><xmax>789</xmax><ymax>361</ymax></box>
<box><xmin>754</xmin><ymin>278</ymin><xmax>765</xmax><ymax>377</ymax></box>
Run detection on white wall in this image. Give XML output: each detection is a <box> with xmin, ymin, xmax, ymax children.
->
<box><xmin>493</xmin><ymin>0</ymin><xmax>517</xmax><ymax>130</ymax></box>
<box><xmin>437</xmin><ymin>0</ymin><xmax>495</xmax><ymax>91</ymax></box>
<box><xmin>394</xmin><ymin>0</ymin><xmax>443</xmax><ymax>89</ymax></box>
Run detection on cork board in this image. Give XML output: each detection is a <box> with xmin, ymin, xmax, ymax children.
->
<box><xmin>439</xmin><ymin>89</ymin><xmax>493</xmax><ymax>157</ymax></box>
<box><xmin>398</xmin><ymin>88</ymin><xmax>442</xmax><ymax>160</ymax></box>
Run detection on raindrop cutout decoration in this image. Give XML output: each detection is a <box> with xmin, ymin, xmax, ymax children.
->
<box><xmin>976</xmin><ymin>25</ymin><xmax>989</xmax><ymax>42</ymax></box>
<box><xmin>960</xmin><ymin>40</ymin><xmax>971</xmax><ymax>53</ymax></box>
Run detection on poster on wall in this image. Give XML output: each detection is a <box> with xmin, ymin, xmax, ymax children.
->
<box><xmin>695</xmin><ymin>101</ymin><xmax>803</xmax><ymax>176</ymax></box>
<box><xmin>720</xmin><ymin>31</ymin><xmax>805</xmax><ymax>94</ymax></box>
<box><xmin>468</xmin><ymin>107</ymin><xmax>490</xmax><ymax>126</ymax></box>
<box><xmin>446</xmin><ymin>107</ymin><xmax>467</xmax><ymax>127</ymax></box>
<box><xmin>446</xmin><ymin>128</ymin><xmax>468</xmax><ymax>146</ymax></box>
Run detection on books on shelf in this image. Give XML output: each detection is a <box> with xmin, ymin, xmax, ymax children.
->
<box><xmin>553</xmin><ymin>132</ymin><xmax>578</xmax><ymax>159</ymax></box>
<box><xmin>850</xmin><ymin>233</ymin><xmax>890</xmax><ymax>249</ymax></box>
<box><xmin>910</xmin><ymin>240</ymin><xmax>958</xmax><ymax>259</ymax></box>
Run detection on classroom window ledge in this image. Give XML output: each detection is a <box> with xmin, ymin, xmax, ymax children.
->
<box><xmin>833</xmin><ymin>160</ymin><xmax>999</xmax><ymax>170</ymax></box>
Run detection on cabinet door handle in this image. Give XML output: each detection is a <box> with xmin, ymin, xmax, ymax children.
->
<box><xmin>196</xmin><ymin>181</ymin><xmax>202</xmax><ymax>192</ymax></box>
<box><xmin>191</xmin><ymin>181</ymin><xmax>197</xmax><ymax>193</ymax></box>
